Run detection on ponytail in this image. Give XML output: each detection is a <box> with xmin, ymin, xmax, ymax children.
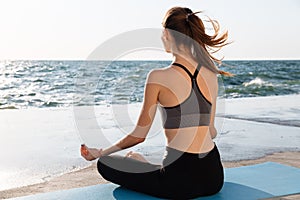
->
<box><xmin>188</xmin><ymin>13</ymin><xmax>233</xmax><ymax>76</ymax></box>
<box><xmin>218</xmin><ymin>70</ymin><xmax>234</xmax><ymax>77</ymax></box>
<box><xmin>163</xmin><ymin>7</ymin><xmax>234</xmax><ymax>77</ymax></box>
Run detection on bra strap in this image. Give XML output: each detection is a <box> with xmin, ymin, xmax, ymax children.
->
<box><xmin>172</xmin><ymin>62</ymin><xmax>193</xmax><ymax>79</ymax></box>
<box><xmin>193</xmin><ymin>63</ymin><xmax>202</xmax><ymax>78</ymax></box>
<box><xmin>172</xmin><ymin>62</ymin><xmax>202</xmax><ymax>79</ymax></box>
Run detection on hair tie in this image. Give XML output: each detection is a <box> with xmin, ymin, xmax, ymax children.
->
<box><xmin>186</xmin><ymin>13</ymin><xmax>192</xmax><ymax>22</ymax></box>
<box><xmin>186</xmin><ymin>11</ymin><xmax>202</xmax><ymax>22</ymax></box>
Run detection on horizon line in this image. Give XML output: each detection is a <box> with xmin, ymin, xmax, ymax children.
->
<box><xmin>1</xmin><ymin>58</ymin><xmax>300</xmax><ymax>61</ymax></box>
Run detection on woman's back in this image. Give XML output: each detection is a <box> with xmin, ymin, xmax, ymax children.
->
<box><xmin>148</xmin><ymin>59</ymin><xmax>218</xmax><ymax>153</ymax></box>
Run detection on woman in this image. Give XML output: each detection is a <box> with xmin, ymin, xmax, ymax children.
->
<box><xmin>81</xmin><ymin>6</ymin><xmax>231</xmax><ymax>199</ymax></box>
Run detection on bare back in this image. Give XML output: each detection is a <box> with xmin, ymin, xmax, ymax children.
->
<box><xmin>150</xmin><ymin>62</ymin><xmax>218</xmax><ymax>153</ymax></box>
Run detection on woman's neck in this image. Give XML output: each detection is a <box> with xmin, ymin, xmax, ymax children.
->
<box><xmin>171</xmin><ymin>53</ymin><xmax>198</xmax><ymax>68</ymax></box>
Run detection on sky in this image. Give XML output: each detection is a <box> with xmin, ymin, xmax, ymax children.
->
<box><xmin>0</xmin><ymin>0</ymin><xmax>299</xmax><ymax>60</ymax></box>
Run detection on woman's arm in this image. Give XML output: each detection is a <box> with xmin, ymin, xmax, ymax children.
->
<box><xmin>101</xmin><ymin>70</ymin><xmax>160</xmax><ymax>156</ymax></box>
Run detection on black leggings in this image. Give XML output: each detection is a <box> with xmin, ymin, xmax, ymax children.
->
<box><xmin>97</xmin><ymin>144</ymin><xmax>224</xmax><ymax>199</ymax></box>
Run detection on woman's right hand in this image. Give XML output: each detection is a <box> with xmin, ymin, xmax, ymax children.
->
<box><xmin>80</xmin><ymin>144</ymin><xmax>102</xmax><ymax>161</ymax></box>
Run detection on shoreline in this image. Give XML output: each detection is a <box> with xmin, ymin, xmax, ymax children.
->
<box><xmin>1</xmin><ymin>151</ymin><xmax>300</xmax><ymax>200</ymax></box>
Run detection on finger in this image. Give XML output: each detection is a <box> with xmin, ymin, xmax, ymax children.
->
<box><xmin>81</xmin><ymin>149</ymin><xmax>88</xmax><ymax>157</ymax></box>
<box><xmin>126</xmin><ymin>151</ymin><xmax>133</xmax><ymax>157</ymax></box>
<box><xmin>81</xmin><ymin>144</ymin><xmax>88</xmax><ymax>150</ymax></box>
<box><xmin>80</xmin><ymin>152</ymin><xmax>88</xmax><ymax>160</ymax></box>
<box><xmin>80</xmin><ymin>147</ymin><xmax>85</xmax><ymax>156</ymax></box>
<box><xmin>81</xmin><ymin>146</ymin><xmax>89</xmax><ymax>156</ymax></box>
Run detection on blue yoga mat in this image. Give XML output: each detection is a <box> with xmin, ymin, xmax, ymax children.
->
<box><xmin>9</xmin><ymin>162</ymin><xmax>300</xmax><ymax>200</ymax></box>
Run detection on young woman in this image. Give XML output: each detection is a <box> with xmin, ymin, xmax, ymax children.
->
<box><xmin>81</xmin><ymin>6</ymin><xmax>231</xmax><ymax>199</ymax></box>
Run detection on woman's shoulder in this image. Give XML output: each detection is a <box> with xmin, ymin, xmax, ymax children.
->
<box><xmin>149</xmin><ymin>65</ymin><xmax>172</xmax><ymax>74</ymax></box>
<box><xmin>146</xmin><ymin>65</ymin><xmax>172</xmax><ymax>83</ymax></box>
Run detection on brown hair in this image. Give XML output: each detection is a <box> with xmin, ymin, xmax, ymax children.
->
<box><xmin>162</xmin><ymin>7</ymin><xmax>233</xmax><ymax>76</ymax></box>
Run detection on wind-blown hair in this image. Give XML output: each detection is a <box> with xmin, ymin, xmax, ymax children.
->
<box><xmin>162</xmin><ymin>7</ymin><xmax>233</xmax><ymax>76</ymax></box>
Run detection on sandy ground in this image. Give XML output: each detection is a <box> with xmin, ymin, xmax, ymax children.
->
<box><xmin>1</xmin><ymin>151</ymin><xmax>300</xmax><ymax>200</ymax></box>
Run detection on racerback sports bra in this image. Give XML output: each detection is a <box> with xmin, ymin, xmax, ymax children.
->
<box><xmin>159</xmin><ymin>62</ymin><xmax>212</xmax><ymax>129</ymax></box>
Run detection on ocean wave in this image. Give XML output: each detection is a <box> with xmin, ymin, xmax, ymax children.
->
<box><xmin>0</xmin><ymin>60</ymin><xmax>299</xmax><ymax>109</ymax></box>
<box><xmin>242</xmin><ymin>77</ymin><xmax>272</xmax><ymax>87</ymax></box>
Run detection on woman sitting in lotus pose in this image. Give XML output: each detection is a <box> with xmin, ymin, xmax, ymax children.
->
<box><xmin>81</xmin><ymin>6</ymin><xmax>232</xmax><ymax>199</ymax></box>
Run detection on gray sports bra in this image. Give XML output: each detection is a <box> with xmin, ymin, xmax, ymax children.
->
<box><xmin>159</xmin><ymin>62</ymin><xmax>212</xmax><ymax>129</ymax></box>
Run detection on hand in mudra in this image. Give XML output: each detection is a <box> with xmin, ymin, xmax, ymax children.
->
<box><xmin>80</xmin><ymin>144</ymin><xmax>102</xmax><ymax>161</ymax></box>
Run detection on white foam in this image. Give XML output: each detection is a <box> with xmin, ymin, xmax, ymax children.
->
<box><xmin>243</xmin><ymin>77</ymin><xmax>265</xmax><ymax>86</ymax></box>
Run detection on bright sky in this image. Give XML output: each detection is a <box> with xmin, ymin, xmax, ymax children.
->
<box><xmin>0</xmin><ymin>0</ymin><xmax>299</xmax><ymax>60</ymax></box>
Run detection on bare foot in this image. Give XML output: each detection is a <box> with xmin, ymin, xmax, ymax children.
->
<box><xmin>125</xmin><ymin>151</ymin><xmax>149</xmax><ymax>163</ymax></box>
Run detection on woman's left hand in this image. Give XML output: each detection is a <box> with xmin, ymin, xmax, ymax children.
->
<box><xmin>80</xmin><ymin>144</ymin><xmax>102</xmax><ymax>161</ymax></box>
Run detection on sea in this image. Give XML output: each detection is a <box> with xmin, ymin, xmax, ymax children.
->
<box><xmin>0</xmin><ymin>60</ymin><xmax>299</xmax><ymax>191</ymax></box>
<box><xmin>1</xmin><ymin>60</ymin><xmax>299</xmax><ymax>109</ymax></box>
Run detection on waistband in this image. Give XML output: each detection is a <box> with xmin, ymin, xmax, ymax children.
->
<box><xmin>165</xmin><ymin>143</ymin><xmax>217</xmax><ymax>159</ymax></box>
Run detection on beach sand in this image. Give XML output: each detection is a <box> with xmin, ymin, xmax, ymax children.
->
<box><xmin>1</xmin><ymin>151</ymin><xmax>300</xmax><ymax>200</ymax></box>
